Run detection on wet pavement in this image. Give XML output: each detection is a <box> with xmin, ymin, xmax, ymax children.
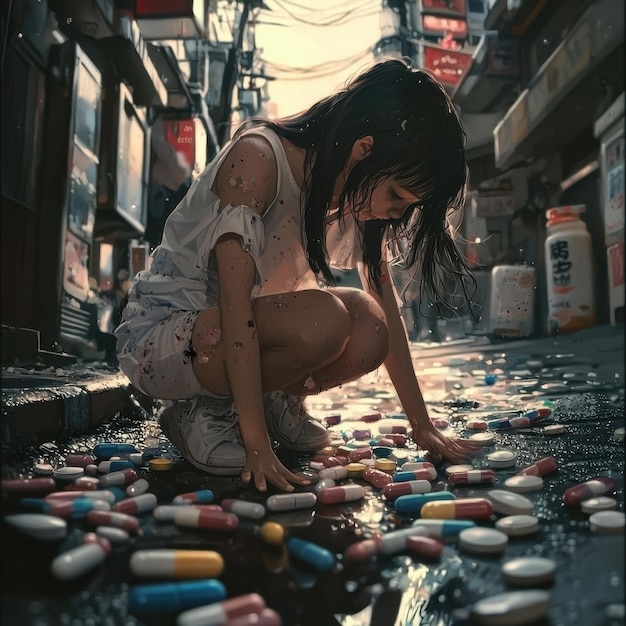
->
<box><xmin>1</xmin><ymin>325</ymin><xmax>624</xmax><ymax>626</ymax></box>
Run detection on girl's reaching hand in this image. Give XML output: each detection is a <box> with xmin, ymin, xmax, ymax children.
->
<box><xmin>412</xmin><ymin>423</ymin><xmax>482</xmax><ymax>465</ymax></box>
<box><xmin>241</xmin><ymin>445</ymin><xmax>311</xmax><ymax>493</ymax></box>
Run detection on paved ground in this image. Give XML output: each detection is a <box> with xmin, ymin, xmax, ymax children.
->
<box><xmin>1</xmin><ymin>324</ymin><xmax>624</xmax><ymax>626</ymax></box>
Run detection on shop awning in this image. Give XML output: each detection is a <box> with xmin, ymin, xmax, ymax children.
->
<box><xmin>493</xmin><ymin>0</ymin><xmax>624</xmax><ymax>170</ymax></box>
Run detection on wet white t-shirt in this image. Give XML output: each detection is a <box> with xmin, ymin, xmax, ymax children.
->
<box><xmin>115</xmin><ymin>125</ymin><xmax>364</xmax><ymax>359</ymax></box>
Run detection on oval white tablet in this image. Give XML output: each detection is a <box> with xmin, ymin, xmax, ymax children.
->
<box><xmin>4</xmin><ymin>513</ymin><xmax>68</xmax><ymax>541</ymax></box>
<box><xmin>614</xmin><ymin>427</ymin><xmax>625</xmax><ymax>442</ymax></box>
<box><xmin>472</xmin><ymin>590</ymin><xmax>550</xmax><ymax>625</ymax></box>
<box><xmin>470</xmin><ymin>432</ymin><xmax>495</xmax><ymax>446</ymax></box>
<box><xmin>589</xmin><ymin>510</ymin><xmax>625</xmax><ymax>535</ymax></box>
<box><xmin>95</xmin><ymin>526</ymin><xmax>130</xmax><ymax>544</ymax></box>
<box><xmin>486</xmin><ymin>490</ymin><xmax>534</xmax><ymax>516</ymax></box>
<box><xmin>487</xmin><ymin>450</ymin><xmax>518</xmax><ymax>469</ymax></box>
<box><xmin>33</xmin><ymin>463</ymin><xmax>54</xmax><ymax>476</ymax></box>
<box><xmin>580</xmin><ymin>496</ymin><xmax>618</xmax><ymax>514</ymax></box>
<box><xmin>502</xmin><ymin>557</ymin><xmax>556</xmax><ymax>587</ymax></box>
<box><xmin>543</xmin><ymin>424</ymin><xmax>566</xmax><ymax>435</ymax></box>
<box><xmin>444</xmin><ymin>464</ymin><xmax>474</xmax><ymax>476</ymax></box>
<box><xmin>459</xmin><ymin>527</ymin><xmax>508</xmax><ymax>555</ymax></box>
<box><xmin>495</xmin><ymin>515</ymin><xmax>539</xmax><ymax>537</ymax></box>
<box><xmin>54</xmin><ymin>466</ymin><xmax>85</xmax><ymax>480</ymax></box>
<box><xmin>503</xmin><ymin>475</ymin><xmax>544</xmax><ymax>494</ymax></box>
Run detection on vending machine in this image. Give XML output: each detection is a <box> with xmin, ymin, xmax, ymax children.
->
<box><xmin>594</xmin><ymin>93</ymin><xmax>625</xmax><ymax>324</ymax></box>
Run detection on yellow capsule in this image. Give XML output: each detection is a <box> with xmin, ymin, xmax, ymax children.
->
<box><xmin>259</xmin><ymin>521</ymin><xmax>286</xmax><ymax>546</ymax></box>
<box><xmin>130</xmin><ymin>549</ymin><xmax>224</xmax><ymax>578</ymax></box>
<box><xmin>318</xmin><ymin>446</ymin><xmax>336</xmax><ymax>456</ymax></box>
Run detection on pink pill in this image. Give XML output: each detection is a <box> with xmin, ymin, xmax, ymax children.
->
<box><xmin>377</xmin><ymin>437</ymin><xmax>396</xmax><ymax>447</ymax></box>
<box><xmin>318</xmin><ymin>484</ymin><xmax>365</xmax><ymax>505</ymax></box>
<box><xmin>382</xmin><ymin>480</ymin><xmax>432</xmax><ymax>500</ymax></box>
<box><xmin>448</xmin><ymin>470</ymin><xmax>495</xmax><ymax>485</ymax></box>
<box><xmin>405</xmin><ymin>535</ymin><xmax>444</xmax><ymax>560</ymax></box>
<box><xmin>86</xmin><ymin>509</ymin><xmax>140</xmax><ymax>533</ymax></box>
<box><xmin>361</xmin><ymin>412</ymin><xmax>382</xmax><ymax>423</ymax></box>
<box><xmin>362</xmin><ymin>467</ymin><xmax>393</xmax><ymax>489</ymax></box>
<box><xmin>518</xmin><ymin>456</ymin><xmax>558</xmax><ymax>477</ymax></box>
<box><xmin>386</xmin><ymin>433</ymin><xmax>407</xmax><ymax>446</ymax></box>
<box><xmin>352</xmin><ymin>429</ymin><xmax>371</xmax><ymax>440</ymax></box>
<box><xmin>378</xmin><ymin>424</ymin><xmax>407</xmax><ymax>434</ymax></box>
<box><xmin>563</xmin><ymin>477</ymin><xmax>616</xmax><ymax>506</ymax></box>
<box><xmin>174</xmin><ymin>507</ymin><xmax>239</xmax><ymax>531</ymax></box>
<box><xmin>321</xmin><ymin>456</ymin><xmax>343</xmax><ymax>468</ymax></box>
<box><xmin>324</xmin><ymin>415</ymin><xmax>341</xmax><ymax>426</ymax></box>
<box><xmin>112</xmin><ymin>493</ymin><xmax>157</xmax><ymax>515</ymax></box>
<box><xmin>466</xmin><ymin>420</ymin><xmax>488</xmax><ymax>431</ymax></box>
<box><xmin>2</xmin><ymin>477</ymin><xmax>56</xmax><ymax>496</ymax></box>
<box><xmin>227</xmin><ymin>608</ymin><xmax>282</xmax><ymax>626</ymax></box>
<box><xmin>100</xmin><ymin>469</ymin><xmax>138</xmax><ymax>487</ymax></box>
<box><xmin>349</xmin><ymin>447</ymin><xmax>372</xmax><ymax>462</ymax></box>
<box><xmin>432</xmin><ymin>419</ymin><xmax>449</xmax><ymax>430</ymax></box>
<box><xmin>509</xmin><ymin>416</ymin><xmax>531</xmax><ymax>428</ymax></box>
<box><xmin>177</xmin><ymin>593</ymin><xmax>265</xmax><ymax>626</ymax></box>
<box><xmin>64</xmin><ymin>454</ymin><xmax>95</xmax><ymax>468</ymax></box>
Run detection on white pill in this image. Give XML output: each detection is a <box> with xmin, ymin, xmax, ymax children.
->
<box><xmin>221</xmin><ymin>499</ymin><xmax>266</xmax><ymax>519</ymax></box>
<box><xmin>486</xmin><ymin>490</ymin><xmax>534</xmax><ymax>516</ymax></box>
<box><xmin>314</xmin><ymin>479</ymin><xmax>336</xmax><ymax>493</ymax></box>
<box><xmin>580</xmin><ymin>496</ymin><xmax>618</xmax><ymax>514</ymax></box>
<box><xmin>33</xmin><ymin>463</ymin><xmax>54</xmax><ymax>476</ymax></box>
<box><xmin>153</xmin><ymin>505</ymin><xmax>184</xmax><ymax>522</ymax></box>
<box><xmin>317</xmin><ymin>467</ymin><xmax>347</xmax><ymax>481</ymax></box>
<box><xmin>502</xmin><ymin>557</ymin><xmax>556</xmax><ymax>587</ymax></box>
<box><xmin>266</xmin><ymin>492</ymin><xmax>317</xmax><ymax>512</ymax></box>
<box><xmin>51</xmin><ymin>541</ymin><xmax>110</xmax><ymax>581</ymax></box>
<box><xmin>487</xmin><ymin>450</ymin><xmax>518</xmax><ymax>469</ymax></box>
<box><xmin>95</xmin><ymin>526</ymin><xmax>130</xmax><ymax>544</ymax></box>
<box><xmin>495</xmin><ymin>515</ymin><xmax>539</xmax><ymax>537</ymax></box>
<box><xmin>504</xmin><ymin>475</ymin><xmax>544</xmax><ymax>493</ymax></box>
<box><xmin>614</xmin><ymin>427</ymin><xmax>625</xmax><ymax>441</ymax></box>
<box><xmin>459</xmin><ymin>527</ymin><xmax>508</xmax><ymax>555</ymax></box>
<box><xmin>470</xmin><ymin>432</ymin><xmax>495</xmax><ymax>446</ymax></box>
<box><xmin>54</xmin><ymin>466</ymin><xmax>85</xmax><ymax>480</ymax></box>
<box><xmin>472</xmin><ymin>590</ymin><xmax>550</xmax><ymax>625</ymax></box>
<box><xmin>4</xmin><ymin>513</ymin><xmax>68</xmax><ymax>541</ymax></box>
<box><xmin>444</xmin><ymin>464</ymin><xmax>474</xmax><ymax>476</ymax></box>
<box><xmin>589</xmin><ymin>510</ymin><xmax>625</xmax><ymax>535</ymax></box>
<box><xmin>126</xmin><ymin>478</ymin><xmax>150</xmax><ymax>497</ymax></box>
<box><xmin>543</xmin><ymin>424</ymin><xmax>566</xmax><ymax>435</ymax></box>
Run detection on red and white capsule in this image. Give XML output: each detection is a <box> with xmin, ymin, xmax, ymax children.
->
<box><xmin>518</xmin><ymin>456</ymin><xmax>558</xmax><ymax>477</ymax></box>
<box><xmin>382</xmin><ymin>480</ymin><xmax>432</xmax><ymax>501</ymax></box>
<box><xmin>362</xmin><ymin>467</ymin><xmax>393</xmax><ymax>489</ymax></box>
<box><xmin>174</xmin><ymin>507</ymin><xmax>239</xmax><ymax>531</ymax></box>
<box><xmin>99</xmin><ymin>469</ymin><xmax>138</xmax><ymax>487</ymax></box>
<box><xmin>85</xmin><ymin>509</ymin><xmax>140</xmax><ymax>533</ymax></box>
<box><xmin>562</xmin><ymin>477</ymin><xmax>616</xmax><ymax>506</ymax></box>
<box><xmin>112</xmin><ymin>493</ymin><xmax>157</xmax><ymax>515</ymax></box>
<box><xmin>318</xmin><ymin>484</ymin><xmax>365</xmax><ymax>505</ymax></box>
<box><xmin>448</xmin><ymin>469</ymin><xmax>495</xmax><ymax>485</ymax></box>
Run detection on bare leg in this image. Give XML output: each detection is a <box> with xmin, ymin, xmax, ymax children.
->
<box><xmin>191</xmin><ymin>289</ymin><xmax>352</xmax><ymax>395</ymax></box>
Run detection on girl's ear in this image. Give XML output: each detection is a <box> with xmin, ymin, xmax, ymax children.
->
<box><xmin>351</xmin><ymin>135</ymin><xmax>374</xmax><ymax>162</ymax></box>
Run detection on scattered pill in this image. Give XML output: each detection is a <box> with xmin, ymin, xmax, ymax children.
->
<box><xmin>51</xmin><ymin>536</ymin><xmax>111</xmax><ymax>581</ymax></box>
<box><xmin>71</xmin><ymin>476</ymin><xmax>101</xmax><ymax>490</ymax></box>
<box><xmin>227</xmin><ymin>607</ymin><xmax>282</xmax><ymax>626</ymax></box>
<box><xmin>314</xmin><ymin>478</ymin><xmax>336</xmax><ymax>492</ymax></box>
<box><xmin>466</xmin><ymin>420</ymin><xmax>488</xmax><ymax>431</ymax></box>
<box><xmin>394</xmin><ymin>491</ymin><xmax>456</xmax><ymax>514</ymax></box>
<box><xmin>33</xmin><ymin>463</ymin><xmax>54</xmax><ymax>476</ymax></box>
<box><xmin>472</xmin><ymin>590</ymin><xmax>550</xmax><ymax>625</ymax></box>
<box><xmin>543</xmin><ymin>424</ymin><xmax>566</xmax><ymax>435</ymax></box>
<box><xmin>382</xmin><ymin>479</ymin><xmax>431</xmax><ymax>500</ymax></box>
<box><xmin>486</xmin><ymin>490</ymin><xmax>534</xmax><ymax>516</ymax></box>
<box><xmin>112</xmin><ymin>493</ymin><xmax>157</xmax><ymax>515</ymax></box>
<box><xmin>614</xmin><ymin>427</ymin><xmax>625</xmax><ymax>441</ymax></box>
<box><xmin>392</xmin><ymin>468</ymin><xmax>436</xmax><ymax>483</ymax></box>
<box><xmin>504</xmin><ymin>475</ymin><xmax>544</xmax><ymax>493</ymax></box>
<box><xmin>2</xmin><ymin>477</ymin><xmax>56</xmax><ymax>496</ymax></box>
<box><xmin>374</xmin><ymin>459</ymin><xmax>397</xmax><ymax>474</ymax></box>
<box><xmin>487</xmin><ymin>450</ymin><xmax>518</xmax><ymax>469</ymax></box>
<box><xmin>95</xmin><ymin>525</ymin><xmax>130</xmax><ymax>544</ymax></box>
<box><xmin>459</xmin><ymin>527</ymin><xmax>508</xmax><ymax>555</ymax></box>
<box><xmin>130</xmin><ymin>549</ymin><xmax>224</xmax><ymax>579</ymax></box>
<box><xmin>589</xmin><ymin>510</ymin><xmax>625</xmax><ymax>535</ymax></box>
<box><xmin>126</xmin><ymin>478</ymin><xmax>150</xmax><ymax>497</ymax></box>
<box><xmin>495</xmin><ymin>515</ymin><xmax>539</xmax><ymax>537</ymax></box>
<box><xmin>128</xmin><ymin>579</ymin><xmax>227</xmax><ymax>617</ymax></box>
<box><xmin>348</xmin><ymin>447</ymin><xmax>372</xmax><ymax>462</ymax></box>
<box><xmin>86</xmin><ymin>509</ymin><xmax>140</xmax><ymax>534</ymax></box>
<box><xmin>318</xmin><ymin>484</ymin><xmax>365</xmax><ymax>505</ymax></box>
<box><xmin>98</xmin><ymin>459</ymin><xmax>135</xmax><ymax>473</ymax></box>
<box><xmin>149</xmin><ymin>457</ymin><xmax>174</xmax><ymax>472</ymax></box>
<box><xmin>176</xmin><ymin>593</ymin><xmax>265</xmax><ymax>626</ymax></box>
<box><xmin>259</xmin><ymin>521</ymin><xmax>286</xmax><ymax>546</ymax></box>
<box><xmin>45</xmin><ymin>490</ymin><xmax>116</xmax><ymax>504</ymax></box>
<box><xmin>174</xmin><ymin>507</ymin><xmax>239</xmax><ymax>531</ymax></box>
<box><xmin>518</xmin><ymin>456</ymin><xmax>557</xmax><ymax>477</ymax></box>
<box><xmin>405</xmin><ymin>535</ymin><xmax>444</xmax><ymax>560</ymax></box>
<box><xmin>345</xmin><ymin>462</ymin><xmax>366</xmax><ymax>478</ymax></box>
<box><xmin>173</xmin><ymin>490</ymin><xmax>215</xmax><ymax>505</ymax></box>
<box><xmin>469</xmin><ymin>432</ymin><xmax>496</xmax><ymax>446</ymax></box>
<box><xmin>287</xmin><ymin>536</ymin><xmax>335</xmax><ymax>573</ymax></box>
<box><xmin>362</xmin><ymin>467</ymin><xmax>393</xmax><ymax>488</ymax></box>
<box><xmin>64</xmin><ymin>454</ymin><xmax>96</xmax><ymax>468</ymax></box>
<box><xmin>266</xmin><ymin>492</ymin><xmax>317</xmax><ymax>512</ymax></box>
<box><xmin>378</xmin><ymin>423</ymin><xmax>407</xmax><ymax>435</ymax></box>
<box><xmin>448</xmin><ymin>469</ymin><xmax>495</xmax><ymax>485</ymax></box>
<box><xmin>221</xmin><ymin>499</ymin><xmax>265</xmax><ymax>519</ymax></box>
<box><xmin>93</xmin><ymin>443</ymin><xmax>138</xmax><ymax>459</ymax></box>
<box><xmin>421</xmin><ymin>497</ymin><xmax>493</xmax><ymax>521</ymax></box>
<box><xmin>344</xmin><ymin>526</ymin><xmax>428</xmax><ymax>561</ymax></box>
<box><xmin>444</xmin><ymin>464</ymin><xmax>474</xmax><ymax>476</ymax></box>
<box><xmin>562</xmin><ymin>477</ymin><xmax>616</xmax><ymax>506</ymax></box>
<box><xmin>580</xmin><ymin>496</ymin><xmax>618</xmax><ymax>514</ymax></box>
<box><xmin>409</xmin><ymin>519</ymin><xmax>476</xmax><ymax>540</ymax></box>
<box><xmin>3</xmin><ymin>513</ymin><xmax>68</xmax><ymax>541</ymax></box>
<box><xmin>317</xmin><ymin>466</ymin><xmax>347</xmax><ymax>481</ymax></box>
<box><xmin>100</xmin><ymin>469</ymin><xmax>138</xmax><ymax>488</ymax></box>
<box><xmin>502</xmin><ymin>556</ymin><xmax>556</xmax><ymax>587</ymax></box>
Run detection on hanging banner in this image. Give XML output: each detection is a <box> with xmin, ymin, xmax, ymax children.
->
<box><xmin>420</xmin><ymin>0</ymin><xmax>466</xmax><ymax>18</ymax></box>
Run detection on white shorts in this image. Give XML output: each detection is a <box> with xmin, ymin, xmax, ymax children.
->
<box><xmin>117</xmin><ymin>310</ymin><xmax>214</xmax><ymax>401</ymax></box>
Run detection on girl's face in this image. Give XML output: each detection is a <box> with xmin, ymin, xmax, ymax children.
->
<box><xmin>355</xmin><ymin>177</ymin><xmax>421</xmax><ymax>221</ymax></box>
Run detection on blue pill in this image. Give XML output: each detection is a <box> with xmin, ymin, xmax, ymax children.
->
<box><xmin>372</xmin><ymin>446</ymin><xmax>393</xmax><ymax>458</ymax></box>
<box><xmin>287</xmin><ymin>537</ymin><xmax>335</xmax><ymax>573</ymax></box>
<box><xmin>128</xmin><ymin>579</ymin><xmax>227</xmax><ymax>616</ymax></box>
<box><xmin>106</xmin><ymin>487</ymin><xmax>128</xmax><ymax>502</ymax></box>
<box><xmin>93</xmin><ymin>443</ymin><xmax>138</xmax><ymax>459</ymax></box>
<box><xmin>394</xmin><ymin>491</ymin><xmax>456</xmax><ymax>514</ymax></box>
<box><xmin>411</xmin><ymin>518</ymin><xmax>476</xmax><ymax>538</ymax></box>
<box><xmin>484</xmin><ymin>374</ymin><xmax>497</xmax><ymax>385</ymax></box>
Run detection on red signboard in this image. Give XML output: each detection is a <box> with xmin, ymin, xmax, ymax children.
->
<box><xmin>165</xmin><ymin>118</ymin><xmax>195</xmax><ymax>173</ymax></box>
<box><xmin>422</xmin><ymin>44</ymin><xmax>473</xmax><ymax>86</ymax></box>
<box><xmin>422</xmin><ymin>15</ymin><xmax>468</xmax><ymax>39</ymax></box>
<box><xmin>421</xmin><ymin>0</ymin><xmax>467</xmax><ymax>18</ymax></box>
<box><xmin>135</xmin><ymin>0</ymin><xmax>195</xmax><ymax>17</ymax></box>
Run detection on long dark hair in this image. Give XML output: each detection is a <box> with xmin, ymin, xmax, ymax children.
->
<box><xmin>234</xmin><ymin>56</ymin><xmax>475</xmax><ymax>310</ymax></box>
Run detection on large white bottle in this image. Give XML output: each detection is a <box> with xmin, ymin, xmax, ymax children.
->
<box><xmin>544</xmin><ymin>205</ymin><xmax>596</xmax><ymax>334</ymax></box>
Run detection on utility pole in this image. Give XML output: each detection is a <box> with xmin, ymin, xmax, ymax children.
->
<box><xmin>216</xmin><ymin>0</ymin><xmax>251</xmax><ymax>146</ymax></box>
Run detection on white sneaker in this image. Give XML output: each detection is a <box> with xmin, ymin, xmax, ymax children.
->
<box><xmin>264</xmin><ymin>391</ymin><xmax>331</xmax><ymax>452</ymax></box>
<box><xmin>159</xmin><ymin>396</ymin><xmax>246</xmax><ymax>475</ymax></box>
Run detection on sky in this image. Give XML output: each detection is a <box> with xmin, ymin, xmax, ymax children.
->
<box><xmin>254</xmin><ymin>0</ymin><xmax>384</xmax><ymax>117</ymax></box>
